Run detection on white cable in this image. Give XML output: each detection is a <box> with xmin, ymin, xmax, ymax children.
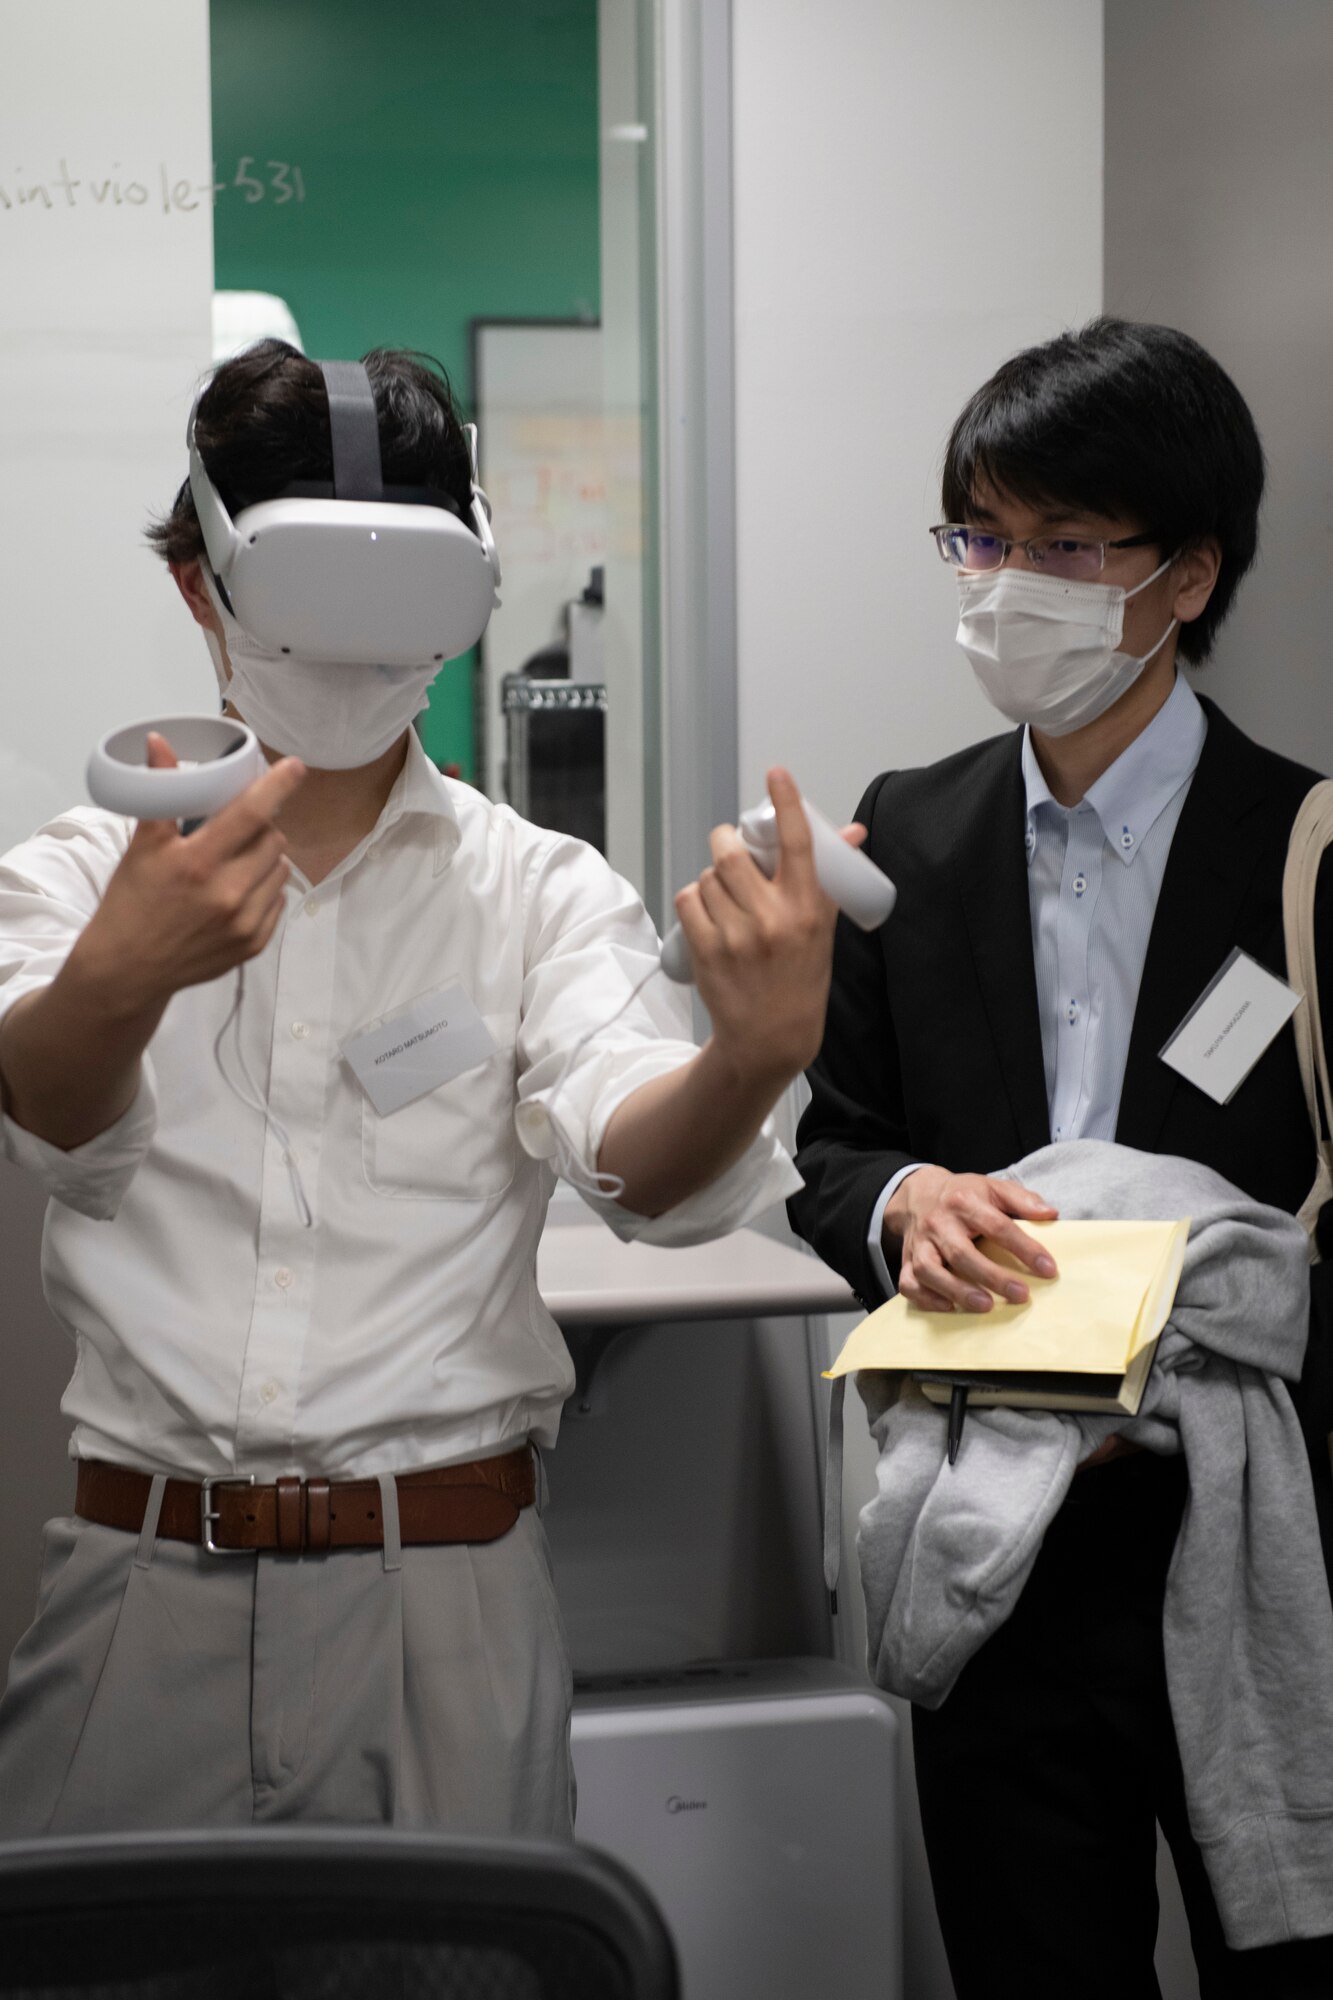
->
<box><xmin>211</xmin><ymin>953</ymin><xmax>662</xmax><ymax>1224</ymax></box>
<box><xmin>213</xmin><ymin>966</ymin><xmax>314</xmax><ymax>1229</ymax></box>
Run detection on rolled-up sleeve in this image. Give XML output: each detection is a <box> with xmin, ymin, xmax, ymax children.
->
<box><xmin>0</xmin><ymin>809</ymin><xmax>156</xmax><ymax>1218</ymax></box>
<box><xmin>513</xmin><ymin>831</ymin><xmax>801</xmax><ymax>1245</ymax></box>
<box><xmin>1</xmin><ymin>1067</ymin><xmax>158</xmax><ymax>1220</ymax></box>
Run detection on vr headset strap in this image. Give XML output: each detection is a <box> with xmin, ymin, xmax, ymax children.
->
<box><xmin>320</xmin><ymin>360</ymin><xmax>384</xmax><ymax>503</ymax></box>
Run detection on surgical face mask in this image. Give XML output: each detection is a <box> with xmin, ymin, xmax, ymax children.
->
<box><xmin>955</xmin><ymin>556</ymin><xmax>1178</xmax><ymax>737</ymax></box>
<box><xmin>201</xmin><ymin>569</ymin><xmax>440</xmax><ymax>769</ymax></box>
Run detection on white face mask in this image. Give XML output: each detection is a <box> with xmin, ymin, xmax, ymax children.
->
<box><xmin>955</xmin><ymin>556</ymin><xmax>1178</xmax><ymax>737</ymax></box>
<box><xmin>201</xmin><ymin>569</ymin><xmax>441</xmax><ymax>769</ymax></box>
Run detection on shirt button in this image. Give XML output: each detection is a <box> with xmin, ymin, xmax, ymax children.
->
<box><xmin>260</xmin><ymin>1380</ymin><xmax>280</xmax><ymax>1405</ymax></box>
<box><xmin>291</xmin><ymin>1021</ymin><xmax>310</xmax><ymax>1040</ymax></box>
<box><xmin>1120</xmin><ymin>825</ymin><xmax>1135</xmax><ymax>851</ymax></box>
<box><xmin>304</xmin><ymin>897</ymin><xmax>319</xmax><ymax>918</ymax></box>
<box><xmin>1067</xmin><ymin>1001</ymin><xmax>1079</xmax><ymax>1025</ymax></box>
<box><xmin>1073</xmin><ymin>872</ymin><xmax>1087</xmax><ymax>897</ymax></box>
<box><xmin>274</xmin><ymin>1267</ymin><xmax>292</xmax><ymax>1290</ymax></box>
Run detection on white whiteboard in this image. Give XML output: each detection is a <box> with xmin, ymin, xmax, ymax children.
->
<box><xmin>474</xmin><ymin>321</ymin><xmax>606</xmax><ymax>803</ymax></box>
<box><xmin>0</xmin><ymin>0</ymin><xmax>215</xmax><ymax>854</ymax></box>
<box><xmin>0</xmin><ymin>0</ymin><xmax>216</xmax><ymax>1682</ymax></box>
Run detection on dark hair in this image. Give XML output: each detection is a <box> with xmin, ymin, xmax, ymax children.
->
<box><xmin>146</xmin><ymin>341</ymin><xmax>474</xmax><ymax>566</ymax></box>
<box><xmin>940</xmin><ymin>318</ymin><xmax>1265</xmax><ymax>664</ymax></box>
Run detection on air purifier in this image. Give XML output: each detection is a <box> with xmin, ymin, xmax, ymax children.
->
<box><xmin>572</xmin><ymin>1657</ymin><xmax>901</xmax><ymax>2000</ymax></box>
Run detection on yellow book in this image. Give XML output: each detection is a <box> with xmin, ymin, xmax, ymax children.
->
<box><xmin>825</xmin><ymin>1218</ymin><xmax>1190</xmax><ymax>1416</ymax></box>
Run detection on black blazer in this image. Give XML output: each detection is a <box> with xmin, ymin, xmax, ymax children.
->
<box><xmin>790</xmin><ymin>698</ymin><xmax>1333</xmax><ymax>1309</ymax></box>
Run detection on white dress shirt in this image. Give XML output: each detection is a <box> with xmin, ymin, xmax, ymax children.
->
<box><xmin>1022</xmin><ymin>670</ymin><xmax>1206</xmax><ymax>1140</ymax></box>
<box><xmin>0</xmin><ymin>734</ymin><xmax>799</xmax><ymax>1479</ymax></box>
<box><xmin>865</xmin><ymin>673</ymin><xmax>1207</xmax><ymax>1292</ymax></box>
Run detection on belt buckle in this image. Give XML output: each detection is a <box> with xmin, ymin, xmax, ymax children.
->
<box><xmin>200</xmin><ymin>1474</ymin><xmax>256</xmax><ymax>1555</ymax></box>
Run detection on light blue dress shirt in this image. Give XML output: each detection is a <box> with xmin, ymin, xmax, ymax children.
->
<box><xmin>865</xmin><ymin>672</ymin><xmax>1208</xmax><ymax>1294</ymax></box>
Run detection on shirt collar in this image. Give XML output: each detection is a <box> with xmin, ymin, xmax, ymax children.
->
<box><xmin>293</xmin><ymin>731</ymin><xmax>463</xmax><ymax>895</ymax></box>
<box><xmin>1022</xmin><ymin>672</ymin><xmax>1206</xmax><ymax>867</ymax></box>
<box><xmin>387</xmin><ymin>728</ymin><xmax>464</xmax><ymax>874</ymax></box>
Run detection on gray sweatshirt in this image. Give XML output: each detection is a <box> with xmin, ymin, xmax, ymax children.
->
<box><xmin>855</xmin><ymin>1139</ymin><xmax>1333</xmax><ymax>1951</ymax></box>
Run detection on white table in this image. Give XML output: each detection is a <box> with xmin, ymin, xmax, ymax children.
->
<box><xmin>536</xmin><ymin>1223</ymin><xmax>857</xmax><ymax>1328</ymax></box>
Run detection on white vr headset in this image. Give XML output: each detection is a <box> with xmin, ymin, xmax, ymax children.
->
<box><xmin>187</xmin><ymin>357</ymin><xmax>502</xmax><ymax>668</ymax></box>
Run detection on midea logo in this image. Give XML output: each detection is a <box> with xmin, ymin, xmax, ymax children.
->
<box><xmin>666</xmin><ymin>1794</ymin><xmax>707</xmax><ymax>1815</ymax></box>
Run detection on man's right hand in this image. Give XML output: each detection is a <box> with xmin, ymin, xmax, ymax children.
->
<box><xmin>0</xmin><ymin>737</ymin><xmax>305</xmax><ymax>1152</ymax></box>
<box><xmin>71</xmin><ymin>733</ymin><xmax>306</xmax><ymax>1017</ymax></box>
<box><xmin>885</xmin><ymin>1165</ymin><xmax>1059</xmax><ymax>1313</ymax></box>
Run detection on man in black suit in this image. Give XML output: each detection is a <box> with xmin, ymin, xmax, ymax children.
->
<box><xmin>790</xmin><ymin>319</ymin><xmax>1333</xmax><ymax>1998</ymax></box>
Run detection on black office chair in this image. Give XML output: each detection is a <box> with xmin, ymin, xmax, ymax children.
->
<box><xmin>0</xmin><ymin>1828</ymin><xmax>679</xmax><ymax>2000</ymax></box>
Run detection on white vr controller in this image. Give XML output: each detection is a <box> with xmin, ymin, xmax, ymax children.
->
<box><xmin>660</xmin><ymin>797</ymin><xmax>897</xmax><ymax>984</ymax></box>
<box><xmin>86</xmin><ymin>715</ymin><xmax>265</xmax><ymax>822</ymax></box>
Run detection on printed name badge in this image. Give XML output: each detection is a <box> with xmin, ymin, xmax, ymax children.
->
<box><xmin>1159</xmin><ymin>947</ymin><xmax>1300</xmax><ymax>1106</ymax></box>
<box><xmin>342</xmin><ymin>985</ymin><xmax>497</xmax><ymax>1117</ymax></box>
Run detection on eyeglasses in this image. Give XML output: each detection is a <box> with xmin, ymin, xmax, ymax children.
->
<box><xmin>930</xmin><ymin>524</ymin><xmax>1160</xmax><ymax>582</ymax></box>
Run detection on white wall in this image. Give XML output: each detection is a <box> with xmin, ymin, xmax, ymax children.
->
<box><xmin>1103</xmin><ymin>10</ymin><xmax>1333</xmax><ymax>1990</ymax></box>
<box><xmin>1105</xmin><ymin>0</ymin><xmax>1333</xmax><ymax>772</ymax></box>
<box><xmin>0</xmin><ymin>0</ymin><xmax>214</xmax><ymax>1662</ymax></box>
<box><xmin>732</xmin><ymin>0</ymin><xmax>1104</xmax><ymax>818</ymax></box>
<box><xmin>731</xmin><ymin>8</ymin><xmax>1103</xmax><ymax>1995</ymax></box>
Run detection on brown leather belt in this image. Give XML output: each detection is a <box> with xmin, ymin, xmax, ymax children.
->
<box><xmin>75</xmin><ymin>1449</ymin><xmax>536</xmax><ymax>1555</ymax></box>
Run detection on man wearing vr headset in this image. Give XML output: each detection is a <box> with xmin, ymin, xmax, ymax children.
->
<box><xmin>0</xmin><ymin>341</ymin><xmax>850</xmax><ymax>1839</ymax></box>
<box><xmin>790</xmin><ymin>319</ymin><xmax>1333</xmax><ymax>1996</ymax></box>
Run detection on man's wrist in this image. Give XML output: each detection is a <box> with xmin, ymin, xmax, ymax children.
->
<box><xmin>698</xmin><ymin>1030</ymin><xmax>793</xmax><ymax>1107</ymax></box>
<box><xmin>882</xmin><ymin>1162</ymin><xmax>946</xmax><ymax>1244</ymax></box>
<box><xmin>60</xmin><ymin>923</ymin><xmax>173</xmax><ymax>1030</ymax></box>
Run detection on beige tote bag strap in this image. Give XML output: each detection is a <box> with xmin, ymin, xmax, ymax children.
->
<box><xmin>1283</xmin><ymin>779</ymin><xmax>1333</xmax><ymax>1248</ymax></box>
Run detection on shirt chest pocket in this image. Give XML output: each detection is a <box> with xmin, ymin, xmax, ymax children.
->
<box><xmin>360</xmin><ymin>1012</ymin><xmax>519</xmax><ymax>1201</ymax></box>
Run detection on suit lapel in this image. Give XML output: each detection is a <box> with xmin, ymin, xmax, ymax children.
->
<box><xmin>952</xmin><ymin>735</ymin><xmax>1052</xmax><ymax>1157</ymax></box>
<box><xmin>1116</xmin><ymin>701</ymin><xmax>1269</xmax><ymax>1153</ymax></box>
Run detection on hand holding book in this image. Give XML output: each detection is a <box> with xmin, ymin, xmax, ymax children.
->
<box><xmin>884</xmin><ymin>1167</ymin><xmax>1060</xmax><ymax>1313</ymax></box>
<box><xmin>829</xmin><ymin>1218</ymin><xmax>1190</xmax><ymax>1418</ymax></box>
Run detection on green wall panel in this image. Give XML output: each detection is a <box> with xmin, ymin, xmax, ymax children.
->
<box><xmin>210</xmin><ymin>0</ymin><xmax>599</xmax><ymax>778</ymax></box>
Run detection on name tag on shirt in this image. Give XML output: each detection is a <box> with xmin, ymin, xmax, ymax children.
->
<box><xmin>1159</xmin><ymin>946</ymin><xmax>1300</xmax><ymax>1106</ymax></box>
<box><xmin>342</xmin><ymin>985</ymin><xmax>498</xmax><ymax>1117</ymax></box>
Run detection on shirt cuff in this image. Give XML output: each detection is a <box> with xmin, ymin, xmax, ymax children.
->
<box><xmin>516</xmin><ymin>1044</ymin><xmax>804</xmax><ymax>1247</ymax></box>
<box><xmin>0</xmin><ymin>1062</ymin><xmax>157</xmax><ymax>1221</ymax></box>
<box><xmin>609</xmin><ymin>1114</ymin><xmax>804</xmax><ymax>1247</ymax></box>
<box><xmin>866</xmin><ymin>1163</ymin><xmax>925</xmax><ymax>1298</ymax></box>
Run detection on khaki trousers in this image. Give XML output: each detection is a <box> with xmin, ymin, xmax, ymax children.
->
<box><xmin>0</xmin><ymin>1475</ymin><xmax>574</xmax><ymax>1840</ymax></box>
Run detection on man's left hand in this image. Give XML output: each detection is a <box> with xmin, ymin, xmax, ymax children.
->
<box><xmin>672</xmin><ymin>767</ymin><xmax>866</xmax><ymax>1087</ymax></box>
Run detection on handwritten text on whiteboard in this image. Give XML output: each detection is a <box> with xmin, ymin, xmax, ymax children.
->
<box><xmin>0</xmin><ymin>158</ymin><xmax>307</xmax><ymax>216</ymax></box>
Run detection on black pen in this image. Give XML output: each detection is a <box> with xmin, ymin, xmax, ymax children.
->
<box><xmin>947</xmin><ymin>1382</ymin><xmax>969</xmax><ymax>1467</ymax></box>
